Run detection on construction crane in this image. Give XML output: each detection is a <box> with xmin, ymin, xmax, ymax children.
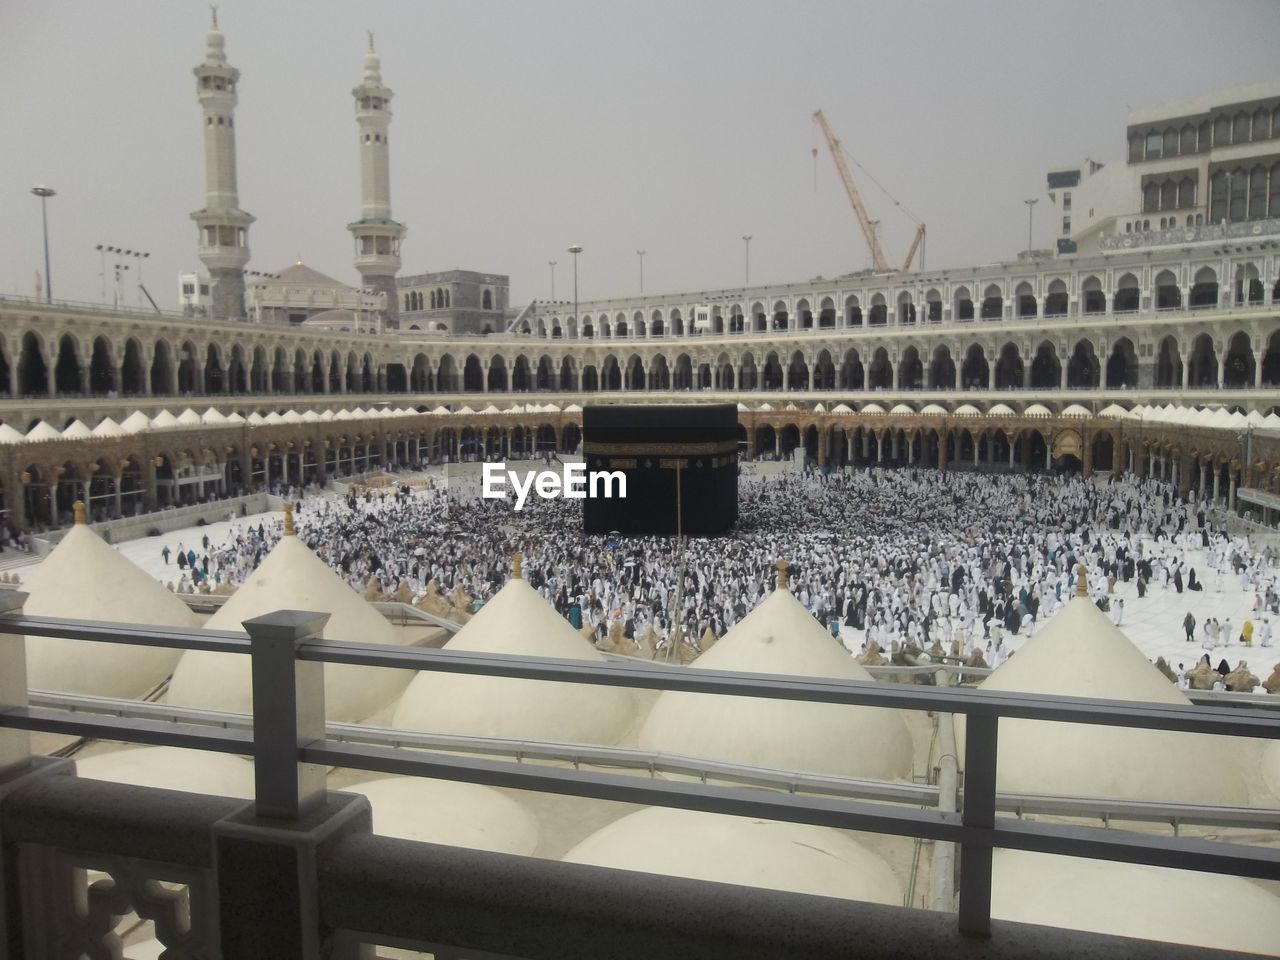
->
<box><xmin>813</xmin><ymin>109</ymin><xmax>925</xmax><ymax>273</ymax></box>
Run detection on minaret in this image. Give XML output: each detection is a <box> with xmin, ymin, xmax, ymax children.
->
<box><xmin>190</xmin><ymin>7</ymin><xmax>254</xmax><ymax>321</ymax></box>
<box><xmin>348</xmin><ymin>33</ymin><xmax>405</xmax><ymax>327</ymax></box>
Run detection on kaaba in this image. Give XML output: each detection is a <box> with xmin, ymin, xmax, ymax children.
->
<box><xmin>582</xmin><ymin>404</ymin><xmax>738</xmax><ymax>536</ymax></box>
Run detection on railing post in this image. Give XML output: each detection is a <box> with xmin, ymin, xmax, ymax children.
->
<box><xmin>214</xmin><ymin>608</ymin><xmax>372</xmax><ymax>960</ymax></box>
<box><xmin>0</xmin><ymin>590</ymin><xmax>31</xmax><ymax>778</ymax></box>
<box><xmin>958</xmin><ymin>713</ymin><xmax>998</xmax><ymax>936</ymax></box>
<box><xmin>242</xmin><ymin>609</ymin><xmax>330</xmax><ymax>820</ymax></box>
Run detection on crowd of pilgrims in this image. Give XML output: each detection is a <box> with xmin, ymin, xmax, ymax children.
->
<box><xmin>163</xmin><ymin>467</ymin><xmax>1279</xmax><ymax>661</ymax></box>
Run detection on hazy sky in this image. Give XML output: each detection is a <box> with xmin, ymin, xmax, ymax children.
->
<box><xmin>4</xmin><ymin>0</ymin><xmax>1278</xmax><ymax>310</ymax></box>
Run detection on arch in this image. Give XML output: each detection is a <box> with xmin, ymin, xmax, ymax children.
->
<box><xmin>1187</xmin><ymin>334</ymin><xmax>1217</xmax><ymax>387</ymax></box>
<box><xmin>1234</xmin><ymin>262</ymin><xmax>1264</xmax><ymax>305</ymax></box>
<box><xmin>1261</xmin><ymin>329</ymin><xmax>1280</xmax><ymax>387</ymax></box>
<box><xmin>54</xmin><ymin>334</ymin><xmax>83</xmax><ymax>395</ymax></box>
<box><xmin>270</xmin><ymin>345</ymin><xmax>289</xmax><ymax>393</ymax></box>
<box><xmin>487</xmin><ymin>355</ymin><xmax>509</xmax><ymax>392</ymax></box>
<box><xmin>601</xmin><ymin>355</ymin><xmax>622</xmax><ymax>391</ymax></box>
<box><xmin>120</xmin><ymin>338</ymin><xmax>147</xmax><ymax>395</ymax></box>
<box><xmin>898</xmin><ymin>346</ymin><xmax>923</xmax><ymax>389</ymax></box>
<box><xmin>228</xmin><ymin>344</ymin><xmax>249</xmax><ymax>393</ymax></box>
<box><xmin>1044</xmin><ymin>279</ymin><xmax>1068</xmax><ymax>317</ymax></box>
<box><xmin>648</xmin><ymin>354</ymin><xmax>671</xmax><ymax>390</ymax></box>
<box><xmin>994</xmin><ymin>342</ymin><xmax>1023</xmax><ymax>389</ymax></box>
<box><xmin>762</xmin><ymin>352</ymin><xmax>784</xmax><ymax>391</ymax></box>
<box><xmin>559</xmin><ymin>355</ymin><xmax>578</xmax><ymax>391</ymax></box>
<box><xmin>437</xmin><ymin>354</ymin><xmax>459</xmax><ymax>392</ymax></box>
<box><xmin>1223</xmin><ymin>331</ymin><xmax>1255</xmax><ymax>388</ymax></box>
<box><xmin>1190</xmin><ymin>266</ymin><xmax>1219</xmax><ymax>308</ymax></box>
<box><xmin>953</xmin><ymin>286</ymin><xmax>973</xmax><ymax>321</ymax></box>
<box><xmin>673</xmin><ymin>354</ymin><xmax>694</xmax><ymax>390</ymax></box>
<box><xmin>787</xmin><ymin>350</ymin><xmax>810</xmax><ymax>391</ymax></box>
<box><xmin>1155</xmin><ymin>269</ymin><xmax>1181</xmax><ymax>309</ymax></box>
<box><xmin>818</xmin><ymin>296</ymin><xmax>836</xmax><ymax>328</ymax></box>
<box><xmin>868</xmin><ymin>293</ymin><xmax>888</xmax><ymax>327</ymax></box>
<box><xmin>841</xmin><ymin>348</ymin><xmax>864</xmax><ymax>390</ymax></box>
<box><xmin>867</xmin><ymin>348</ymin><xmax>892</xmax><ymax>390</ymax></box>
<box><xmin>624</xmin><ymin>355</ymin><xmax>645</xmax><ymax>391</ymax></box>
<box><xmin>979</xmin><ymin>283</ymin><xmax>1003</xmax><ymax>321</ymax></box>
<box><xmin>753</xmin><ymin>301</ymin><xmax>768</xmax><ymax>332</ymax></box>
<box><xmin>926</xmin><ymin>288</ymin><xmax>947</xmax><ymax>325</ymax></box>
<box><xmin>1015</xmin><ymin>281</ymin><xmax>1036</xmax><ymax>318</ymax></box>
<box><xmin>1113</xmin><ymin>272</ymin><xmax>1140</xmax><ymax>313</ymax></box>
<box><xmin>897</xmin><ymin>291</ymin><xmax>916</xmax><ymax>325</ymax></box>
<box><xmin>249</xmin><ymin>344</ymin><xmax>269</xmax><ymax>393</ymax></box>
<box><xmin>927</xmin><ymin>345</ymin><xmax>954</xmax><ymax>389</ymax></box>
<box><xmin>1080</xmin><ymin>275</ymin><xmax>1104</xmax><ymax>315</ymax></box>
<box><xmin>177</xmin><ymin>340</ymin><xmax>199</xmax><ymax>394</ymax></box>
<box><xmin>813</xmin><ymin>349</ymin><xmax>835</xmax><ymax>390</ymax></box>
<box><xmin>1155</xmin><ymin>335</ymin><xmax>1182</xmax><ymax>388</ymax></box>
<box><xmin>795</xmin><ymin>298</ymin><xmax>813</xmax><ymax>330</ymax></box>
<box><xmin>845</xmin><ymin>295</ymin><xmax>862</xmax><ymax>327</ymax></box>
<box><xmin>1104</xmin><ymin>337</ymin><xmax>1138</xmax><ymax>388</ymax></box>
<box><xmin>88</xmin><ymin>336</ymin><xmax>115</xmax><ymax>394</ymax></box>
<box><xmin>148</xmin><ymin>338</ymin><xmax>175</xmax><ymax>395</ymax></box>
<box><xmin>204</xmin><ymin>343</ymin><xmax>226</xmax><ymax>394</ymax></box>
<box><xmin>511</xmin><ymin>355</ymin><xmax>531</xmax><ymax>392</ymax></box>
<box><xmin>772</xmin><ymin>300</ymin><xmax>789</xmax><ymax>331</ymax></box>
<box><xmin>534</xmin><ymin>355</ymin><xmax>555</xmax><ymax>391</ymax></box>
<box><xmin>1066</xmin><ymin>339</ymin><xmax>1099</xmax><ymax>388</ymax></box>
<box><xmin>1030</xmin><ymin>341</ymin><xmax>1061</xmax><ymax>389</ymax></box>
<box><xmin>410</xmin><ymin>352</ymin><xmax>432</xmax><ymax>392</ymax></box>
<box><xmin>961</xmin><ymin>344</ymin><xmax>989</xmax><ymax>388</ymax></box>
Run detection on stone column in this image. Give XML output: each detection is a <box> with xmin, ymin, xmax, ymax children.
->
<box><xmin>817</xmin><ymin>428</ymin><xmax>827</xmax><ymax>467</ymax></box>
<box><xmin>937</xmin><ymin>433</ymin><xmax>946</xmax><ymax>470</ymax></box>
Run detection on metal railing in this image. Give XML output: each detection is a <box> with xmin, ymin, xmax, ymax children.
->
<box><xmin>1</xmin><ymin>593</ymin><xmax>1278</xmax><ymax>943</ymax></box>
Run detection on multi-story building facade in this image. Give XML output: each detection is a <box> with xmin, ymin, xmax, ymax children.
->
<box><xmin>1049</xmin><ymin>80</ymin><xmax>1280</xmax><ymax>255</ymax></box>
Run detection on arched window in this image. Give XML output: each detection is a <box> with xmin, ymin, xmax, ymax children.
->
<box><xmin>1162</xmin><ymin>127</ymin><xmax>1178</xmax><ymax>157</ymax></box>
<box><xmin>1252</xmin><ymin>108</ymin><xmax>1270</xmax><ymax>141</ymax></box>
<box><xmin>482</xmin><ymin>289</ymin><xmax>493</xmax><ymax>310</ymax></box>
<box><xmin>1209</xmin><ymin>170</ymin><xmax>1228</xmax><ymax>222</ymax></box>
<box><xmin>1248</xmin><ymin>166</ymin><xmax>1267</xmax><ymax>219</ymax></box>
<box><xmin>1143</xmin><ymin>182</ymin><xmax>1159</xmax><ymax>213</ymax></box>
<box><xmin>1213</xmin><ymin>114</ymin><xmax>1231</xmax><ymax>146</ymax></box>
<box><xmin>1232</xmin><ymin>111</ymin><xmax>1250</xmax><ymax>144</ymax></box>
<box><xmin>430</xmin><ymin>290</ymin><xmax>438</xmax><ymax>309</ymax></box>
<box><xmin>1179</xmin><ymin>124</ymin><xmax>1197</xmax><ymax>155</ymax></box>
<box><xmin>1229</xmin><ymin>168</ymin><xmax>1248</xmax><ymax>221</ymax></box>
<box><xmin>1270</xmin><ymin>163</ymin><xmax>1280</xmax><ymax>219</ymax></box>
<box><xmin>1160</xmin><ymin>180</ymin><xmax>1177</xmax><ymax>210</ymax></box>
<box><xmin>1144</xmin><ymin>130</ymin><xmax>1162</xmax><ymax>159</ymax></box>
<box><xmin>1177</xmin><ymin>177</ymin><xmax>1196</xmax><ymax>210</ymax></box>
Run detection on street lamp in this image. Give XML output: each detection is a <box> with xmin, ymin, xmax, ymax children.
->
<box><xmin>741</xmin><ymin>235</ymin><xmax>751</xmax><ymax>286</ymax></box>
<box><xmin>1024</xmin><ymin>198</ymin><xmax>1038</xmax><ymax>257</ymax></box>
<box><xmin>568</xmin><ymin>245</ymin><xmax>583</xmax><ymax>340</ymax></box>
<box><xmin>31</xmin><ymin>186</ymin><xmax>56</xmax><ymax>302</ymax></box>
<box><xmin>548</xmin><ymin>260</ymin><xmax>557</xmax><ymax>301</ymax></box>
<box><xmin>637</xmin><ymin>250</ymin><xmax>646</xmax><ymax>297</ymax></box>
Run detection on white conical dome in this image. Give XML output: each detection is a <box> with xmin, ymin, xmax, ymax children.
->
<box><xmin>23</xmin><ymin>512</ymin><xmax>198</xmax><ymax>698</ymax></box>
<box><xmin>992</xmin><ymin>850</ymin><xmax>1280</xmax><ymax>955</ymax></box>
<box><xmin>168</xmin><ymin>520</ymin><xmax>411</xmax><ymax>722</ymax></box>
<box><xmin>393</xmin><ymin>571</ymin><xmax>634</xmax><ymax>745</ymax></box>
<box><xmin>74</xmin><ymin>746</ymin><xmax>254</xmax><ymax>799</ymax></box>
<box><xmin>120</xmin><ymin>411</ymin><xmax>152</xmax><ymax>433</ymax></box>
<box><xmin>961</xmin><ymin>592</ymin><xmax>1249</xmax><ymax>804</ymax></box>
<box><xmin>638</xmin><ymin>586</ymin><xmax>913</xmax><ymax>780</ymax></box>
<box><xmin>563</xmin><ymin>807</ymin><xmax>902</xmax><ymax>904</ymax></box>
<box><xmin>344</xmin><ymin>777</ymin><xmax>539</xmax><ymax>854</ymax></box>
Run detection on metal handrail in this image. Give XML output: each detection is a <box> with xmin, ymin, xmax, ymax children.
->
<box><xmin>1</xmin><ymin>602</ymin><xmax>1278</xmax><ymax>939</ymax></box>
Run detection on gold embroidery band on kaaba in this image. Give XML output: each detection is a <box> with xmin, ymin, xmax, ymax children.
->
<box><xmin>582</xmin><ymin>441</ymin><xmax>739</xmax><ymax>456</ymax></box>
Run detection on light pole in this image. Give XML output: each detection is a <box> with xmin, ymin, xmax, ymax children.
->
<box><xmin>95</xmin><ymin>244</ymin><xmax>107</xmax><ymax>302</ymax></box>
<box><xmin>31</xmin><ymin>186</ymin><xmax>55</xmax><ymax>302</ymax></box>
<box><xmin>741</xmin><ymin>235</ymin><xmax>751</xmax><ymax>286</ymax></box>
<box><xmin>548</xmin><ymin>260</ymin><xmax>557</xmax><ymax>301</ymax></box>
<box><xmin>637</xmin><ymin>250</ymin><xmax>646</xmax><ymax>297</ymax></box>
<box><xmin>568</xmin><ymin>245</ymin><xmax>583</xmax><ymax>340</ymax></box>
<box><xmin>1024</xmin><ymin>198</ymin><xmax>1038</xmax><ymax>257</ymax></box>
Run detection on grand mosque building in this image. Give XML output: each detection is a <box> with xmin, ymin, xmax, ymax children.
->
<box><xmin>0</xmin><ymin>17</ymin><xmax>1277</xmax><ymax>530</ymax></box>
